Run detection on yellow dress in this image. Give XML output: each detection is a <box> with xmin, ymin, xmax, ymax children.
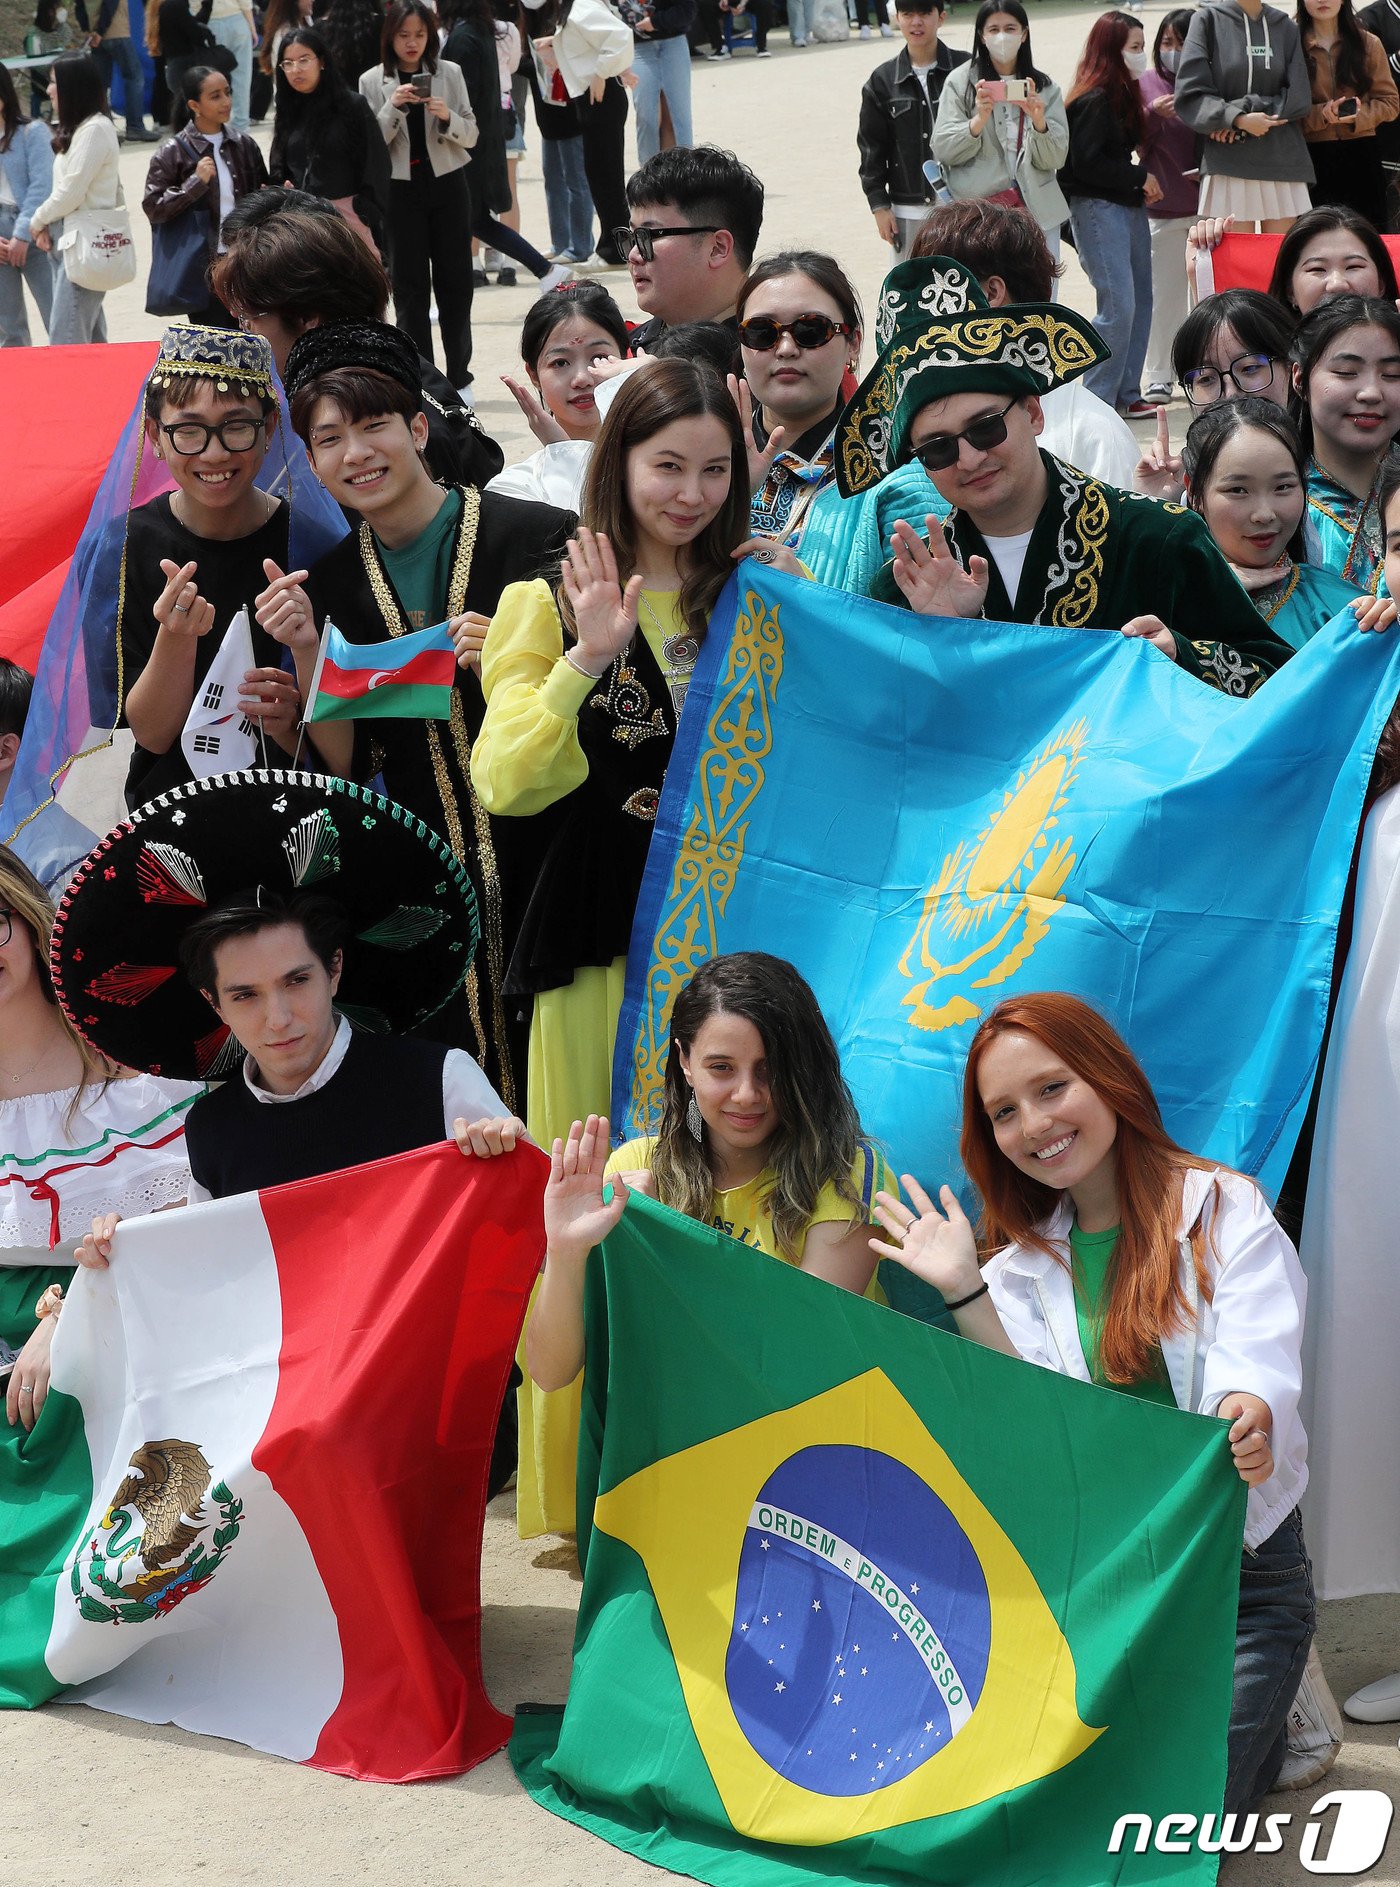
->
<box><xmin>472</xmin><ymin>578</ymin><xmax>693</xmax><ymax>1537</ymax></box>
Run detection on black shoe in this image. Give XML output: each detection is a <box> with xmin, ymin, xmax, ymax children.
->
<box><xmin>472</xmin><ymin>266</ymin><xmax>488</xmax><ymax>287</ymax></box>
<box><xmin>125</xmin><ymin>123</ymin><xmax>160</xmax><ymax>141</ymax></box>
<box><xmin>496</xmin><ymin>266</ymin><xmax>517</xmax><ymax>286</ymax></box>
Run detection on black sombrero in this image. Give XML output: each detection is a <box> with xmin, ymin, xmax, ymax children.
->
<box><xmin>50</xmin><ymin>771</ymin><xmax>479</xmax><ymax>1082</ymax></box>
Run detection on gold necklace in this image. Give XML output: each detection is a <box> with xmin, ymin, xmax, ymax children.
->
<box><xmin>0</xmin><ymin>1037</ymin><xmax>60</xmax><ymax>1084</ymax></box>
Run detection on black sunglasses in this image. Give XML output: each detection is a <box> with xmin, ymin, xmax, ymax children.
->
<box><xmin>909</xmin><ymin>397</ymin><xmax>1020</xmax><ymax>472</ymax></box>
<box><xmin>612</xmin><ymin>224</ymin><xmax>722</xmax><ymax>262</ymax></box>
<box><xmin>737</xmin><ymin>314</ymin><xmax>853</xmax><ymax>352</ymax></box>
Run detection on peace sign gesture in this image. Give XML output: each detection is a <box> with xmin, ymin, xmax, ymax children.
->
<box><xmin>561</xmin><ymin>528</ymin><xmax>643</xmax><ymax>673</ymax></box>
<box><xmin>1133</xmin><ymin>406</ymin><xmax>1184</xmax><ymax>503</ymax></box>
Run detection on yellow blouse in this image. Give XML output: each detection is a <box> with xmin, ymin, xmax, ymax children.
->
<box><xmin>470</xmin><ymin>579</ymin><xmax>686</xmax><ymax>817</ymax></box>
<box><xmin>606</xmin><ymin>1135</ymin><xmax>892</xmax><ymax>1265</ymax></box>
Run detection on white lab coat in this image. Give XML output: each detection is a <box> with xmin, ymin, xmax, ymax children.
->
<box><xmin>985</xmin><ymin>1167</ymin><xmax>1308</xmax><ymax>1548</ymax></box>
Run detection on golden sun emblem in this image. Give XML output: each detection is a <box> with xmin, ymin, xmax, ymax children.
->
<box><xmin>898</xmin><ymin>720</ymin><xmax>1086</xmax><ymax>1033</ymax></box>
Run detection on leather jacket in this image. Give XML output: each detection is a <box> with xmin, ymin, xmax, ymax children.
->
<box><xmin>858</xmin><ymin>43</ymin><xmax>970</xmax><ymax>209</ymax></box>
<box><xmin>141</xmin><ymin>126</ymin><xmax>269</xmax><ymax>249</ymax></box>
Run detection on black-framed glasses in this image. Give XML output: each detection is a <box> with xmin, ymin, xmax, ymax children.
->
<box><xmin>737</xmin><ymin>314</ymin><xmax>853</xmax><ymax>352</ymax></box>
<box><xmin>612</xmin><ymin>223</ymin><xmax>722</xmax><ymax>262</ymax></box>
<box><xmin>160</xmin><ymin>417</ymin><xmax>267</xmax><ymax>456</ymax></box>
<box><xmin>909</xmin><ymin>397</ymin><xmax>1019</xmax><ymax>472</ymax></box>
<box><xmin>1181</xmin><ymin>352</ymin><xmax>1280</xmax><ymax>406</ymax></box>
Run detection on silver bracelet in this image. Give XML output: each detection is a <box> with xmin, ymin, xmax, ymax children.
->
<box><xmin>563</xmin><ymin>648</ymin><xmax>607</xmax><ymax>681</ymax></box>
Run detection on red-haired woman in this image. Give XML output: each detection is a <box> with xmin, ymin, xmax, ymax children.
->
<box><xmin>1060</xmin><ymin>10</ymin><xmax>1163</xmax><ymax>415</ymax></box>
<box><xmin>868</xmin><ymin>992</ymin><xmax>1333</xmax><ymax>1808</ymax></box>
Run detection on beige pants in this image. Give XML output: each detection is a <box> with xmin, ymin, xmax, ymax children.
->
<box><xmin>1144</xmin><ymin>213</ymin><xmax>1196</xmax><ymax>394</ymax></box>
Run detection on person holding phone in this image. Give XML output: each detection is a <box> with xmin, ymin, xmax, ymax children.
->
<box><xmin>359</xmin><ymin>0</ymin><xmax>479</xmax><ymax>392</ymax></box>
<box><xmin>931</xmin><ymin>0</ymin><xmax>1069</xmax><ymax>264</ymax></box>
<box><xmin>1297</xmin><ymin>0</ymin><xmax>1397</xmax><ymax>224</ymax></box>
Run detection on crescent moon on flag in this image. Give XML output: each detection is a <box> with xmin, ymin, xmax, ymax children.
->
<box><xmin>366</xmin><ymin>673</ymin><xmax>394</xmax><ymax>689</ymax></box>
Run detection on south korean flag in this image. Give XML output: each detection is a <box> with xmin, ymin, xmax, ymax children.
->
<box><xmin>180</xmin><ymin>607</ymin><xmax>260</xmax><ymax>779</ymax></box>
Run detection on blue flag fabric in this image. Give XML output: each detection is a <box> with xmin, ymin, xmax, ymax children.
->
<box><xmin>614</xmin><ymin>568</ymin><xmax>1400</xmax><ymax>1313</ymax></box>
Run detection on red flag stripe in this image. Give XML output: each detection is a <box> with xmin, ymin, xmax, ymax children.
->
<box><xmin>319</xmin><ymin>648</ymin><xmax>457</xmax><ymax>701</ymax></box>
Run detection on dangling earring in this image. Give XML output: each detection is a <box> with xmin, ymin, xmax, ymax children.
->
<box><xmin>687</xmin><ymin>1091</ymin><xmax>703</xmax><ymax>1142</ymax></box>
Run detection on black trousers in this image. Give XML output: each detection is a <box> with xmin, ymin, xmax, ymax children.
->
<box><xmin>390</xmin><ymin>166</ymin><xmax>474</xmax><ymax>389</ymax></box>
<box><xmin>576</xmin><ymin>78</ymin><xmax>630</xmax><ymax>262</ymax></box>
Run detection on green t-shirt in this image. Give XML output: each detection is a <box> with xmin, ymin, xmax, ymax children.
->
<box><xmin>1068</xmin><ymin>1221</ymin><xmax>1177</xmax><ymax>1408</ymax></box>
<box><xmin>377</xmin><ymin>488</ymin><xmax>462</xmax><ymax>632</ymax></box>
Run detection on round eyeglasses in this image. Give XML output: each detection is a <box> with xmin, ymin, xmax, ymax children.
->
<box><xmin>737</xmin><ymin>315</ymin><xmax>853</xmax><ymax>352</ymax></box>
<box><xmin>1181</xmin><ymin>353</ymin><xmax>1281</xmax><ymax>406</ymax></box>
<box><xmin>160</xmin><ymin>417</ymin><xmax>267</xmax><ymax>456</ymax></box>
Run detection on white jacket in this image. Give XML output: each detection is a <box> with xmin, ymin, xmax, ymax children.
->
<box><xmin>30</xmin><ymin>112</ymin><xmax>121</xmax><ymax>235</ymax></box>
<box><xmin>985</xmin><ymin>1168</ymin><xmax>1307</xmax><ymax>1548</ymax></box>
<box><xmin>359</xmin><ymin>61</ymin><xmax>478</xmax><ymax>182</ymax></box>
<box><xmin>552</xmin><ymin>0</ymin><xmax>633</xmax><ymax>100</ymax></box>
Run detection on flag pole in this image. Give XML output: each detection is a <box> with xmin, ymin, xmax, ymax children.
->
<box><xmin>292</xmin><ymin>620</ymin><xmax>331</xmax><ymax>771</ymax></box>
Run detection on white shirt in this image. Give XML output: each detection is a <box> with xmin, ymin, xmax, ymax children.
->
<box><xmin>1039</xmin><ymin>382</ymin><xmax>1140</xmax><ymax>492</ymax></box>
<box><xmin>981</xmin><ymin>525</ymin><xmax>1034</xmax><ymax>605</ymax></box>
<box><xmin>985</xmin><ymin>1168</ymin><xmax>1308</xmax><ymax>1548</ymax></box>
<box><xmin>183</xmin><ymin>1016</ymin><xmax>507</xmax><ymax>1204</ymax></box>
<box><xmin>203</xmin><ymin>128</ymin><xmax>236</xmax><ymax>251</ymax></box>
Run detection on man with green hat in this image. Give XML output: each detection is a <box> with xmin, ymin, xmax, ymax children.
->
<box><xmin>835</xmin><ymin>258</ymin><xmax>1293</xmax><ymax>695</ymax></box>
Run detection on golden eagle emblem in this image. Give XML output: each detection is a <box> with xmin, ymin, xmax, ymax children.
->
<box><xmin>71</xmin><ymin>1439</ymin><xmax>243</xmax><ymax>1626</ymax></box>
<box><xmin>898</xmin><ymin>721</ymin><xmax>1085</xmax><ymax>1033</ymax></box>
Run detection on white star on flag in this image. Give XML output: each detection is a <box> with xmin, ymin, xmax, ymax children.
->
<box><xmin>181</xmin><ymin>607</ymin><xmax>260</xmax><ymax>778</ymax></box>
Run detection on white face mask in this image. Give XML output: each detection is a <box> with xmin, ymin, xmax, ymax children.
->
<box><xmin>1160</xmin><ymin>45</ymin><xmax>1180</xmax><ymax>71</ymax></box>
<box><xmin>54</xmin><ymin>7</ymin><xmax>67</xmax><ymax>19</ymax></box>
<box><xmin>1124</xmin><ymin>47</ymin><xmax>1149</xmax><ymax>73</ymax></box>
<box><xmin>983</xmin><ymin>28</ymin><xmax>1023</xmax><ymax>59</ymax></box>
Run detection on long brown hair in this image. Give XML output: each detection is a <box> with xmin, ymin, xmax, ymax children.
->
<box><xmin>0</xmin><ymin>847</ymin><xmax>113</xmax><ymax>1117</ymax></box>
<box><xmin>650</xmin><ymin>952</ymin><xmax>866</xmax><ymax>1262</ymax></box>
<box><xmin>960</xmin><ymin>992</ymin><xmax>1219</xmax><ymax>1384</ymax></box>
<box><xmin>567</xmin><ymin>358</ymin><xmax>749</xmax><ymax>645</ymax></box>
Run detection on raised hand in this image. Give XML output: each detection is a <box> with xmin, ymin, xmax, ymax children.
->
<box><xmin>1133</xmin><ymin>405</ymin><xmax>1184</xmax><ymax>502</ymax></box>
<box><xmin>560</xmin><ymin>528</ymin><xmax>642</xmax><ymax>672</ymax></box>
<box><xmin>501</xmin><ymin>372</ymin><xmax>569</xmax><ymax>446</ymax></box>
<box><xmin>891</xmin><ymin>515</ymin><xmax>989</xmax><ymax>619</ymax></box>
<box><xmin>869</xmin><ymin>1176</ymin><xmax>983</xmax><ymax>1300</ymax></box>
<box><xmin>155</xmin><ymin>559</ymin><xmax>216</xmax><ymax>639</ymax></box>
<box><xmin>543</xmin><ymin>1115</ymin><xmax>630</xmax><ymax>1267</ymax></box>
<box><xmin>727</xmin><ymin>372</ymin><xmax>786</xmax><ymax>494</ymax></box>
<box><xmin>255</xmin><ymin>558</ymin><xmax>317</xmax><ymax>654</ymax></box>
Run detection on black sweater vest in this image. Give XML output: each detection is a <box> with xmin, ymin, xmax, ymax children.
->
<box><xmin>184</xmin><ymin>1031</ymin><xmax>451</xmax><ymax>1200</ymax></box>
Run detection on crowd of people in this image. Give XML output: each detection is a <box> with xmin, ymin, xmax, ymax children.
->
<box><xmin>3</xmin><ymin>0</ymin><xmax>1400</xmax><ymax>1834</ymax></box>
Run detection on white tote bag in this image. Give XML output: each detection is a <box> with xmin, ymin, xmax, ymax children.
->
<box><xmin>58</xmin><ymin>184</ymin><xmax>137</xmax><ymax>293</ymax></box>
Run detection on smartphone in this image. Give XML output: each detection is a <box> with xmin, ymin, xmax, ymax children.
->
<box><xmin>1337</xmin><ymin>95</ymin><xmax>1359</xmax><ymax>116</ymax></box>
<box><xmin>410</xmin><ymin>71</ymin><xmax>431</xmax><ymax>98</ymax></box>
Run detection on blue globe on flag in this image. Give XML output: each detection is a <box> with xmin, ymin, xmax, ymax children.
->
<box><xmin>724</xmin><ymin>1444</ymin><xmax>992</xmax><ymax>1795</ymax></box>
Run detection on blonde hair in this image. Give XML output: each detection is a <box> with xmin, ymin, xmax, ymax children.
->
<box><xmin>0</xmin><ymin>847</ymin><xmax>114</xmax><ymax>1119</ymax></box>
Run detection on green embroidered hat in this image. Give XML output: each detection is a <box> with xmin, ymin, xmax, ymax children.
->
<box><xmin>834</xmin><ymin>257</ymin><xmax>1109</xmax><ymax>497</ymax></box>
<box><xmin>147</xmin><ymin>324</ymin><xmax>277</xmax><ymax>400</ymax></box>
<box><xmin>50</xmin><ymin>771</ymin><xmax>479</xmax><ymax>1081</ymax></box>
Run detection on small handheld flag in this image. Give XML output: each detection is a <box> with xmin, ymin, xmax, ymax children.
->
<box><xmin>303</xmin><ymin>620</ymin><xmax>457</xmax><ymax>724</ymax></box>
<box><xmin>180</xmin><ymin>607</ymin><xmax>259</xmax><ymax>777</ymax></box>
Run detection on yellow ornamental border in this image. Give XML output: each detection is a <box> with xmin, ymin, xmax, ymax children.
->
<box><xmin>628</xmin><ymin>588</ymin><xmax>784</xmax><ymax>1129</ymax></box>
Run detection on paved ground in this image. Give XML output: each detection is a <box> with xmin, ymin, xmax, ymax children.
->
<box><xmin>5</xmin><ymin>12</ymin><xmax>1399</xmax><ymax>1882</ymax></box>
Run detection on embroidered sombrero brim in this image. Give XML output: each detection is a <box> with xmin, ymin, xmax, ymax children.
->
<box><xmin>50</xmin><ymin>770</ymin><xmax>479</xmax><ymax>1081</ymax></box>
<box><xmin>835</xmin><ymin>303</ymin><xmax>1110</xmax><ymax>498</ymax></box>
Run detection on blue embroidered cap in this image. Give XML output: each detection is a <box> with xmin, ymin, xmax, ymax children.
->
<box><xmin>147</xmin><ymin>325</ymin><xmax>277</xmax><ymax>400</ymax></box>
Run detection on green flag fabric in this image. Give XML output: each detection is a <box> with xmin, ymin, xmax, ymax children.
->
<box><xmin>511</xmin><ymin>1191</ymin><xmax>1247</xmax><ymax>1887</ymax></box>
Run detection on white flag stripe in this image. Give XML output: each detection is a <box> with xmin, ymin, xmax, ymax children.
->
<box><xmin>46</xmin><ymin>1193</ymin><xmax>344</xmax><ymax>1757</ymax></box>
<box><xmin>180</xmin><ymin>607</ymin><xmax>260</xmax><ymax>779</ymax></box>
<box><xmin>298</xmin><ymin>618</ymin><xmax>333</xmax><ymax>731</ymax></box>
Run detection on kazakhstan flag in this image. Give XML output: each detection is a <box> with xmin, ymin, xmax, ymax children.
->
<box><xmin>614</xmin><ymin>567</ymin><xmax>1400</xmax><ymax>1314</ymax></box>
<box><xmin>511</xmin><ymin>1194</ymin><xmax>1244</xmax><ymax>1886</ymax></box>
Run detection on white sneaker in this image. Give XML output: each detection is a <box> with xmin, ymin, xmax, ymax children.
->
<box><xmin>1276</xmin><ymin>1645</ymin><xmax>1344</xmax><ymax>1790</ymax></box>
<box><xmin>880</xmin><ymin>21</ymin><xmax>894</xmax><ymax>32</ymax></box>
<box><xmin>1344</xmin><ymin>1669</ymin><xmax>1400</xmax><ymax>1722</ymax></box>
<box><xmin>539</xmin><ymin>262</ymin><xmax>574</xmax><ymax>291</ymax></box>
<box><xmin>859</xmin><ymin>23</ymin><xmax>872</xmax><ymax>35</ymax></box>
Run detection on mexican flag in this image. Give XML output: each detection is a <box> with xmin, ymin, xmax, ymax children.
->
<box><xmin>304</xmin><ymin>620</ymin><xmax>457</xmax><ymax>723</ymax></box>
<box><xmin>3</xmin><ymin>1140</ymin><xmax>545</xmax><ymax>1780</ymax></box>
<box><xmin>512</xmin><ymin>1191</ymin><xmax>1246</xmax><ymax>1885</ymax></box>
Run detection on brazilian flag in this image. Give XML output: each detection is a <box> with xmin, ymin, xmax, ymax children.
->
<box><xmin>511</xmin><ymin>1193</ymin><xmax>1245</xmax><ymax>1886</ymax></box>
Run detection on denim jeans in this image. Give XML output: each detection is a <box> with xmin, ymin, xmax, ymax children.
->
<box><xmin>94</xmin><ymin>34</ymin><xmax>151</xmax><ymax>131</ymax></box>
<box><xmin>787</xmin><ymin>0</ymin><xmax>811</xmax><ymax>38</ymax></box>
<box><xmin>48</xmin><ymin>250</ymin><xmax>108</xmax><ymax>345</ymax></box>
<box><xmin>1068</xmin><ymin>193</ymin><xmax>1153</xmax><ymax>410</ymax></box>
<box><xmin>541</xmin><ymin>134</ymin><xmax>595</xmax><ymax>260</ymax></box>
<box><xmin>631</xmin><ymin>36</ymin><xmax>693</xmax><ymax>165</ymax></box>
<box><xmin>1226</xmin><ymin>1506</ymin><xmax>1316</xmax><ymax>1812</ymax></box>
<box><xmin>208</xmin><ymin>12</ymin><xmax>253</xmax><ymax>132</ymax></box>
<box><xmin>0</xmin><ymin>206</ymin><xmax>56</xmax><ymax>344</ymax></box>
